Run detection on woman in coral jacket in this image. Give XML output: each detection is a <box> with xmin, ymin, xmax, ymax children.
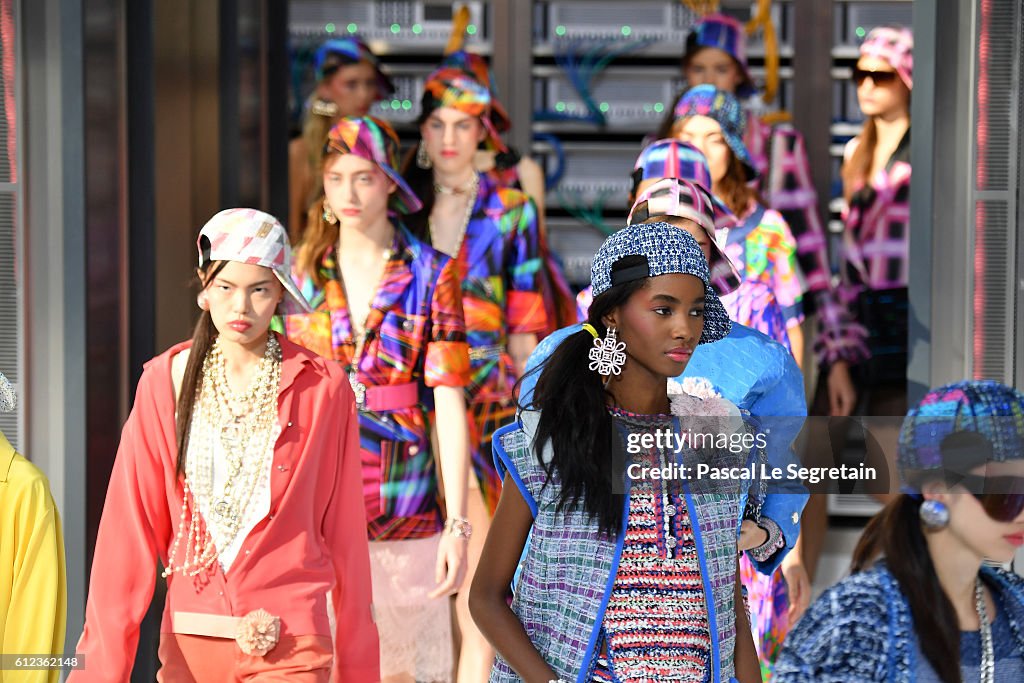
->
<box><xmin>70</xmin><ymin>209</ymin><xmax>378</xmax><ymax>683</ymax></box>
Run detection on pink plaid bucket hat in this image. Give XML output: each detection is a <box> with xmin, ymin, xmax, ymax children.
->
<box><xmin>198</xmin><ymin>208</ymin><xmax>313</xmax><ymax>314</ymax></box>
<box><xmin>860</xmin><ymin>26</ymin><xmax>913</xmax><ymax>90</ymax></box>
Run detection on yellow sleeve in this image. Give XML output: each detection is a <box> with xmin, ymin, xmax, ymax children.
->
<box><xmin>2</xmin><ymin>459</ymin><xmax>67</xmax><ymax>683</ymax></box>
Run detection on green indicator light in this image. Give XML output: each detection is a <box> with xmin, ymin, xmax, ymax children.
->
<box><xmin>412</xmin><ymin>23</ymin><xmax>423</xmax><ymax>34</ymax></box>
<box><xmin>390</xmin><ymin>23</ymin><xmax>401</xmax><ymax>34</ymax></box>
<box><xmin>325</xmin><ymin>23</ymin><xmax>336</xmax><ymax>33</ymax></box>
<box><xmin>467</xmin><ymin>24</ymin><xmax>477</xmax><ymax>36</ymax></box>
<box><xmin>643</xmin><ymin>104</ymin><xmax>652</xmax><ymax>112</ymax></box>
<box><xmin>621</xmin><ymin>26</ymin><xmax>632</xmax><ymax>37</ymax></box>
<box><xmin>599</xmin><ymin>102</ymin><xmax>610</xmax><ymax>113</ymax></box>
<box><xmin>347</xmin><ymin>23</ymin><xmax>358</xmax><ymax>33</ymax></box>
<box><xmin>391</xmin><ymin>99</ymin><xmax>401</xmax><ymax>109</ymax></box>
<box><xmin>855</xmin><ymin>26</ymin><xmax>867</xmax><ymax>38</ymax></box>
<box><xmin>402</xmin><ymin>100</ymin><xmax>412</xmax><ymax>110</ymax></box>
<box><xmin>653</xmin><ymin>103</ymin><xmax>664</xmax><ymax>113</ymax></box>
<box><xmin>380</xmin><ymin>101</ymin><xmax>390</xmax><ymax>110</ymax></box>
<box><xmin>555</xmin><ymin>25</ymin><xmax>567</xmax><ymax>37</ymax></box>
<box><xmin>555</xmin><ymin>102</ymin><xmax>566</xmax><ymax>112</ymax></box>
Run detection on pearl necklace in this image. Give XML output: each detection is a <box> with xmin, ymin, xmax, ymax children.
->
<box><xmin>163</xmin><ymin>335</ymin><xmax>282</xmax><ymax>578</ymax></box>
<box><xmin>977</xmin><ymin>577</ymin><xmax>994</xmax><ymax>683</ymax></box>
<box><xmin>429</xmin><ymin>173</ymin><xmax>479</xmax><ymax>259</ymax></box>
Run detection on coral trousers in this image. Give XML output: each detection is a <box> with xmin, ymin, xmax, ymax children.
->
<box><xmin>157</xmin><ymin>633</ymin><xmax>333</xmax><ymax>682</ymax></box>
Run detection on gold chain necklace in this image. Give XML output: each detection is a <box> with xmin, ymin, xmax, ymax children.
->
<box><xmin>429</xmin><ymin>173</ymin><xmax>479</xmax><ymax>259</ymax></box>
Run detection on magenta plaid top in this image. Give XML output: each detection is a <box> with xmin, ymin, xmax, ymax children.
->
<box><xmin>814</xmin><ymin>131</ymin><xmax>911</xmax><ymax>367</ymax></box>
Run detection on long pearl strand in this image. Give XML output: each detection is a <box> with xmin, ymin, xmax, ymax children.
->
<box><xmin>163</xmin><ymin>335</ymin><xmax>281</xmax><ymax>578</ymax></box>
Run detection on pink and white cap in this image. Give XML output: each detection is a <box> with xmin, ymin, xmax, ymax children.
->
<box><xmin>860</xmin><ymin>26</ymin><xmax>913</xmax><ymax>90</ymax></box>
<box><xmin>197</xmin><ymin>208</ymin><xmax>313</xmax><ymax>314</ymax></box>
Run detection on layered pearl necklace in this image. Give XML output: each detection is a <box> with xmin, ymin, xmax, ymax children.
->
<box><xmin>163</xmin><ymin>335</ymin><xmax>282</xmax><ymax>578</ymax></box>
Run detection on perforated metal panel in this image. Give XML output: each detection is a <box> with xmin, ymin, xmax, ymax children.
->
<box><xmin>834</xmin><ymin>2</ymin><xmax>913</xmax><ymax>47</ymax></box>
<box><xmin>289</xmin><ymin>0</ymin><xmax>488</xmax><ymax>46</ymax></box>
<box><xmin>0</xmin><ymin>0</ymin><xmax>16</xmax><ymax>450</ymax></box>
<box><xmin>971</xmin><ymin>0</ymin><xmax>1022</xmax><ymax>383</ymax></box>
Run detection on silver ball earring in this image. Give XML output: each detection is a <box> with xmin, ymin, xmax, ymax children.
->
<box><xmin>920</xmin><ymin>499</ymin><xmax>950</xmax><ymax>530</ymax></box>
<box><xmin>588</xmin><ymin>326</ymin><xmax>627</xmax><ymax>376</ymax></box>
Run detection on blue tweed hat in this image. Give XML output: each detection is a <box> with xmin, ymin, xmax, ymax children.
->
<box><xmin>898</xmin><ymin>380</ymin><xmax>1024</xmax><ymax>478</ymax></box>
<box><xmin>590</xmin><ymin>222</ymin><xmax>732</xmax><ymax>344</ymax></box>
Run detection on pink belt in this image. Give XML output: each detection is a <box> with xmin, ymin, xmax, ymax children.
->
<box><xmin>349</xmin><ymin>376</ymin><xmax>419</xmax><ymax>412</ymax></box>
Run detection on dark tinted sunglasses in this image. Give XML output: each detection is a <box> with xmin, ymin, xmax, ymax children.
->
<box><xmin>852</xmin><ymin>68</ymin><xmax>899</xmax><ymax>86</ymax></box>
<box><xmin>956</xmin><ymin>474</ymin><xmax>1024</xmax><ymax>522</ymax></box>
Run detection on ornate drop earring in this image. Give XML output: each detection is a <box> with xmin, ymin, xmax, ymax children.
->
<box><xmin>588</xmin><ymin>326</ymin><xmax>627</xmax><ymax>376</ymax></box>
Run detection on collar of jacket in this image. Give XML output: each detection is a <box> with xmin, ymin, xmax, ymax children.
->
<box><xmin>0</xmin><ymin>429</ymin><xmax>15</xmax><ymax>482</ymax></box>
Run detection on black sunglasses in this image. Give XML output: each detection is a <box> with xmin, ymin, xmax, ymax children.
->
<box><xmin>955</xmin><ymin>474</ymin><xmax>1024</xmax><ymax>522</ymax></box>
<box><xmin>852</xmin><ymin>68</ymin><xmax>899</xmax><ymax>86</ymax></box>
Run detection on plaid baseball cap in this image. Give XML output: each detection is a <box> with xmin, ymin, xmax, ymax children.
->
<box><xmin>628</xmin><ymin>178</ymin><xmax>741</xmax><ymax>297</ymax></box>
<box><xmin>198</xmin><ymin>209</ymin><xmax>312</xmax><ymax>314</ymax></box>
<box><xmin>422</xmin><ymin>66</ymin><xmax>506</xmax><ymax>152</ymax></box>
<box><xmin>633</xmin><ymin>139</ymin><xmax>715</xmax><ymax>192</ymax></box>
<box><xmin>325</xmin><ymin>116</ymin><xmax>423</xmax><ymax>214</ymax></box>
<box><xmin>673</xmin><ymin>85</ymin><xmax>757</xmax><ymax>181</ymax></box>
<box><xmin>898</xmin><ymin>380</ymin><xmax>1024</xmax><ymax>479</ymax></box>
<box><xmin>590</xmin><ymin>222</ymin><xmax>731</xmax><ymax>344</ymax></box>
<box><xmin>685</xmin><ymin>13</ymin><xmax>756</xmax><ymax>98</ymax></box>
<box><xmin>860</xmin><ymin>26</ymin><xmax>914</xmax><ymax>90</ymax></box>
<box><xmin>0</xmin><ymin>371</ymin><xmax>14</xmax><ymax>413</ymax></box>
<box><xmin>313</xmin><ymin>37</ymin><xmax>395</xmax><ymax>97</ymax></box>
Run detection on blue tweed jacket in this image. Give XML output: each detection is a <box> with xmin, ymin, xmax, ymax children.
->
<box><xmin>773</xmin><ymin>564</ymin><xmax>1024</xmax><ymax>682</ymax></box>
<box><xmin>490</xmin><ymin>409</ymin><xmax>749</xmax><ymax>683</ymax></box>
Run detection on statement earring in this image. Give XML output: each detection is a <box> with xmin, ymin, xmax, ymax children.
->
<box><xmin>196</xmin><ymin>291</ymin><xmax>209</xmax><ymax>311</ymax></box>
<box><xmin>322</xmin><ymin>200</ymin><xmax>338</xmax><ymax>225</ymax></box>
<box><xmin>920</xmin><ymin>499</ymin><xmax>950</xmax><ymax>530</ymax></box>
<box><xmin>416</xmin><ymin>143</ymin><xmax>433</xmax><ymax>170</ymax></box>
<box><xmin>588</xmin><ymin>326</ymin><xmax>627</xmax><ymax>376</ymax></box>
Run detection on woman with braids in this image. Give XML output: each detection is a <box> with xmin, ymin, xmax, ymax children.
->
<box><xmin>470</xmin><ymin>221</ymin><xmax>762</xmax><ymax>683</ymax></box>
<box><xmin>402</xmin><ymin>65</ymin><xmax>549</xmax><ymax>682</ymax></box>
<box><xmin>71</xmin><ymin>210</ymin><xmax>378</xmax><ymax>682</ymax></box>
<box><xmin>288</xmin><ymin>37</ymin><xmax>394</xmax><ymax>238</ymax></box>
<box><xmin>775</xmin><ymin>380</ymin><xmax>1024</xmax><ymax>682</ymax></box>
<box><xmin>281</xmin><ymin>115</ymin><xmax>473</xmax><ymax>683</ymax></box>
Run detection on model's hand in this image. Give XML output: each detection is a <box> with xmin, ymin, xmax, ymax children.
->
<box><xmin>827</xmin><ymin>361</ymin><xmax>857</xmax><ymax>417</ymax></box>
<box><xmin>782</xmin><ymin>553</ymin><xmax>812</xmax><ymax>623</ymax></box>
<box><xmin>428</xmin><ymin>532</ymin><xmax>468</xmax><ymax>598</ymax></box>
<box><xmin>738</xmin><ymin>520</ymin><xmax>769</xmax><ymax>552</ymax></box>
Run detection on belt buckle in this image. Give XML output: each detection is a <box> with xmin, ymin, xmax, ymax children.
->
<box><xmin>349</xmin><ymin>370</ymin><xmax>367</xmax><ymax>409</ymax></box>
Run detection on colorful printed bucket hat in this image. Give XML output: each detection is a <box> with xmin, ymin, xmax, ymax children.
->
<box><xmin>628</xmin><ymin>178</ymin><xmax>741</xmax><ymax>297</ymax></box>
<box><xmin>313</xmin><ymin>37</ymin><xmax>395</xmax><ymax>97</ymax></box>
<box><xmin>672</xmin><ymin>85</ymin><xmax>757</xmax><ymax>181</ymax></box>
<box><xmin>685</xmin><ymin>13</ymin><xmax>757</xmax><ymax>98</ymax></box>
<box><xmin>198</xmin><ymin>209</ymin><xmax>312</xmax><ymax>314</ymax></box>
<box><xmin>590</xmin><ymin>221</ymin><xmax>732</xmax><ymax>344</ymax></box>
<box><xmin>859</xmin><ymin>26</ymin><xmax>914</xmax><ymax>90</ymax></box>
<box><xmin>421</xmin><ymin>66</ymin><xmax>507</xmax><ymax>152</ymax></box>
<box><xmin>439</xmin><ymin>51</ymin><xmax>512</xmax><ymax>134</ymax></box>
<box><xmin>324</xmin><ymin>116</ymin><xmax>423</xmax><ymax>214</ymax></box>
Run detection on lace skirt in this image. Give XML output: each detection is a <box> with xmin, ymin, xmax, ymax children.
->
<box><xmin>370</xmin><ymin>534</ymin><xmax>453</xmax><ymax>682</ymax></box>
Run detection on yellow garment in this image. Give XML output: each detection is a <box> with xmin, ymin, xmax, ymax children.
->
<box><xmin>0</xmin><ymin>431</ymin><xmax>66</xmax><ymax>683</ymax></box>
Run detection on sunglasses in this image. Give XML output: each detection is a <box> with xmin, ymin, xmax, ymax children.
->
<box><xmin>955</xmin><ymin>474</ymin><xmax>1024</xmax><ymax>522</ymax></box>
<box><xmin>852</xmin><ymin>68</ymin><xmax>899</xmax><ymax>86</ymax></box>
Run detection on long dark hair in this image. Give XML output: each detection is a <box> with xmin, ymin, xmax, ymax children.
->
<box><xmin>174</xmin><ymin>261</ymin><xmax>227</xmax><ymax>476</ymax></box>
<box><xmin>851</xmin><ymin>494</ymin><xmax>961</xmax><ymax>683</ymax></box>
<box><xmin>525</xmin><ymin>256</ymin><xmax>648</xmax><ymax>537</ymax></box>
<box><xmin>401</xmin><ymin>93</ymin><xmax>445</xmax><ymax>242</ymax></box>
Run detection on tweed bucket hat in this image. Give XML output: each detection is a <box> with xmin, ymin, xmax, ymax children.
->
<box><xmin>685</xmin><ymin>13</ymin><xmax>757</xmax><ymax>98</ymax></box>
<box><xmin>898</xmin><ymin>380</ymin><xmax>1024</xmax><ymax>486</ymax></box>
<box><xmin>0</xmin><ymin>372</ymin><xmax>14</xmax><ymax>413</ymax></box>
<box><xmin>628</xmin><ymin>178</ymin><xmax>741</xmax><ymax>297</ymax></box>
<box><xmin>590</xmin><ymin>221</ymin><xmax>732</xmax><ymax>344</ymax></box>
<box><xmin>198</xmin><ymin>208</ymin><xmax>312</xmax><ymax>314</ymax></box>
<box><xmin>672</xmin><ymin>85</ymin><xmax>757</xmax><ymax>180</ymax></box>
<box><xmin>325</xmin><ymin>116</ymin><xmax>423</xmax><ymax>214</ymax></box>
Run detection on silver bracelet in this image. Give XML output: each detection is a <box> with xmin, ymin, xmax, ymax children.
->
<box><xmin>748</xmin><ymin>517</ymin><xmax>785</xmax><ymax>562</ymax></box>
<box><xmin>444</xmin><ymin>516</ymin><xmax>473</xmax><ymax>539</ymax></box>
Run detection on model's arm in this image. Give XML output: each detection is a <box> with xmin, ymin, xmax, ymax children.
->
<box><xmin>469</xmin><ymin>473</ymin><xmax>558</xmax><ymax>683</ymax></box>
<box><xmin>428</xmin><ymin>384</ymin><xmax>471</xmax><ymax>598</ymax></box>
<box><xmin>733</xmin><ymin>556</ymin><xmax>764</xmax><ymax>683</ymax></box>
